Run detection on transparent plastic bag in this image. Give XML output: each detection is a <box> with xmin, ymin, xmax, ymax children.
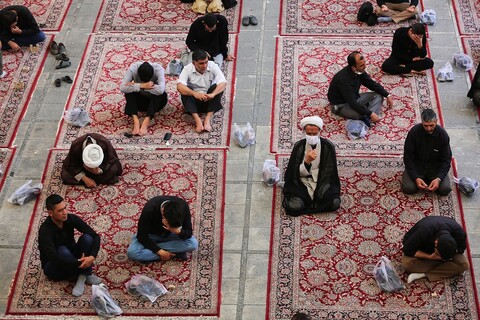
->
<box><xmin>244</xmin><ymin>122</ymin><xmax>256</xmax><ymax>146</ymax></box>
<box><xmin>454</xmin><ymin>177</ymin><xmax>480</xmax><ymax>197</ymax></box>
<box><xmin>452</xmin><ymin>53</ymin><xmax>474</xmax><ymax>71</ymax></box>
<box><xmin>64</xmin><ymin>107</ymin><xmax>91</xmax><ymax>127</ymax></box>
<box><xmin>7</xmin><ymin>180</ymin><xmax>42</xmax><ymax>205</ymax></box>
<box><xmin>91</xmin><ymin>284</ymin><xmax>123</xmax><ymax>318</ymax></box>
<box><xmin>346</xmin><ymin>120</ymin><xmax>368</xmax><ymax>139</ymax></box>
<box><xmin>437</xmin><ymin>62</ymin><xmax>454</xmax><ymax>82</ymax></box>
<box><xmin>420</xmin><ymin>9</ymin><xmax>436</xmax><ymax>25</ymax></box>
<box><xmin>263</xmin><ymin>159</ymin><xmax>280</xmax><ymax>186</ymax></box>
<box><xmin>125</xmin><ymin>274</ymin><xmax>168</xmax><ymax>303</ymax></box>
<box><xmin>165</xmin><ymin>59</ymin><xmax>183</xmax><ymax>76</ymax></box>
<box><xmin>373</xmin><ymin>256</ymin><xmax>404</xmax><ymax>292</ymax></box>
<box><xmin>232</xmin><ymin>122</ymin><xmax>256</xmax><ymax>148</ymax></box>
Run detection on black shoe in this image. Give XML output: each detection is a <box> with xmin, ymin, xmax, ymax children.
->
<box><xmin>174</xmin><ymin>253</ymin><xmax>188</xmax><ymax>261</ymax></box>
<box><xmin>361</xmin><ymin>116</ymin><xmax>372</xmax><ymax>127</ymax></box>
<box><xmin>367</xmin><ymin>13</ymin><xmax>378</xmax><ymax>26</ymax></box>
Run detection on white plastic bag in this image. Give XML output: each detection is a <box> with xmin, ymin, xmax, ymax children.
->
<box><xmin>437</xmin><ymin>62</ymin><xmax>454</xmax><ymax>82</ymax></box>
<box><xmin>373</xmin><ymin>256</ymin><xmax>404</xmax><ymax>292</ymax></box>
<box><xmin>7</xmin><ymin>180</ymin><xmax>42</xmax><ymax>205</ymax></box>
<box><xmin>346</xmin><ymin>120</ymin><xmax>368</xmax><ymax>139</ymax></box>
<box><xmin>91</xmin><ymin>284</ymin><xmax>123</xmax><ymax>318</ymax></box>
<box><xmin>232</xmin><ymin>122</ymin><xmax>256</xmax><ymax>148</ymax></box>
<box><xmin>262</xmin><ymin>159</ymin><xmax>280</xmax><ymax>186</ymax></box>
<box><xmin>125</xmin><ymin>274</ymin><xmax>168</xmax><ymax>303</ymax></box>
<box><xmin>452</xmin><ymin>53</ymin><xmax>474</xmax><ymax>71</ymax></box>
<box><xmin>420</xmin><ymin>9</ymin><xmax>436</xmax><ymax>25</ymax></box>
<box><xmin>64</xmin><ymin>107</ymin><xmax>91</xmax><ymax>127</ymax></box>
<box><xmin>454</xmin><ymin>177</ymin><xmax>480</xmax><ymax>197</ymax></box>
<box><xmin>165</xmin><ymin>59</ymin><xmax>183</xmax><ymax>76</ymax></box>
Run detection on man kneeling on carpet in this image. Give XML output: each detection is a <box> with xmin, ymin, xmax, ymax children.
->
<box><xmin>127</xmin><ymin>195</ymin><xmax>199</xmax><ymax>263</ymax></box>
<box><xmin>0</xmin><ymin>5</ymin><xmax>46</xmax><ymax>51</ymax></box>
<box><xmin>402</xmin><ymin>216</ymin><xmax>469</xmax><ymax>284</ymax></box>
<box><xmin>61</xmin><ymin>133</ymin><xmax>123</xmax><ymax>188</ymax></box>
<box><xmin>282</xmin><ymin>116</ymin><xmax>341</xmax><ymax>216</ymax></box>
<box><xmin>38</xmin><ymin>194</ymin><xmax>103</xmax><ymax>296</ymax></box>
<box><xmin>177</xmin><ymin>49</ymin><xmax>227</xmax><ymax>133</ymax></box>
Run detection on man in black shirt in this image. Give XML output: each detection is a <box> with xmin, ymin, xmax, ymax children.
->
<box><xmin>38</xmin><ymin>194</ymin><xmax>102</xmax><ymax>296</ymax></box>
<box><xmin>127</xmin><ymin>196</ymin><xmax>198</xmax><ymax>263</ymax></box>
<box><xmin>402</xmin><ymin>216</ymin><xmax>469</xmax><ymax>283</ymax></box>
<box><xmin>402</xmin><ymin>109</ymin><xmax>452</xmax><ymax>195</ymax></box>
<box><xmin>328</xmin><ymin>51</ymin><xmax>393</xmax><ymax>126</ymax></box>
<box><xmin>0</xmin><ymin>5</ymin><xmax>46</xmax><ymax>51</ymax></box>
<box><xmin>467</xmin><ymin>66</ymin><xmax>480</xmax><ymax>107</ymax></box>
<box><xmin>186</xmin><ymin>13</ymin><xmax>234</xmax><ymax>67</ymax></box>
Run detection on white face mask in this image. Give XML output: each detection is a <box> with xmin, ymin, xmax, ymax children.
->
<box><xmin>305</xmin><ymin>135</ymin><xmax>319</xmax><ymax>145</ymax></box>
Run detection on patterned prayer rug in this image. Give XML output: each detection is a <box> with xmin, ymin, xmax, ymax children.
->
<box><xmin>461</xmin><ymin>37</ymin><xmax>480</xmax><ymax>78</ymax></box>
<box><xmin>93</xmin><ymin>0</ymin><xmax>242</xmax><ymax>33</ymax></box>
<box><xmin>0</xmin><ymin>36</ymin><xmax>51</xmax><ymax>147</ymax></box>
<box><xmin>54</xmin><ymin>34</ymin><xmax>236</xmax><ymax>149</ymax></box>
<box><xmin>279</xmin><ymin>0</ymin><xmax>421</xmax><ymax>36</ymax></box>
<box><xmin>0</xmin><ymin>148</ymin><xmax>15</xmax><ymax>191</ymax></box>
<box><xmin>271</xmin><ymin>37</ymin><xmax>440</xmax><ymax>155</ymax></box>
<box><xmin>267</xmin><ymin>154</ymin><xmax>479</xmax><ymax>320</ymax></box>
<box><xmin>6</xmin><ymin>148</ymin><xmax>225</xmax><ymax>317</ymax></box>
<box><xmin>452</xmin><ymin>0</ymin><xmax>480</xmax><ymax>35</ymax></box>
<box><xmin>0</xmin><ymin>0</ymin><xmax>72</xmax><ymax>31</ymax></box>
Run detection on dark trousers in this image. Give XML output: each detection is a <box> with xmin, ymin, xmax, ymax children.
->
<box><xmin>124</xmin><ymin>91</ymin><xmax>168</xmax><ymax>118</ymax></box>
<box><xmin>401</xmin><ymin>171</ymin><xmax>452</xmax><ymax>196</ymax></box>
<box><xmin>382</xmin><ymin>56</ymin><xmax>434</xmax><ymax>75</ymax></box>
<box><xmin>1</xmin><ymin>31</ymin><xmax>46</xmax><ymax>49</ymax></box>
<box><xmin>180</xmin><ymin>88</ymin><xmax>223</xmax><ymax>114</ymax></box>
<box><xmin>43</xmin><ymin>234</ymin><xmax>94</xmax><ymax>280</ymax></box>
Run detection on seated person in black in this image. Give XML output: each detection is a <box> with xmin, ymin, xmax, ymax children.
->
<box><xmin>467</xmin><ymin>66</ymin><xmax>480</xmax><ymax>107</ymax></box>
<box><xmin>0</xmin><ymin>5</ymin><xmax>46</xmax><ymax>51</ymax></box>
<box><xmin>282</xmin><ymin>116</ymin><xmax>341</xmax><ymax>216</ymax></box>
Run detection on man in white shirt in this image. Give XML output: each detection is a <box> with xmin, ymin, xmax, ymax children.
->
<box><xmin>177</xmin><ymin>49</ymin><xmax>227</xmax><ymax>133</ymax></box>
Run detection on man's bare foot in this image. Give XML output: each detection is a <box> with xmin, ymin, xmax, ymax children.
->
<box><xmin>411</xmin><ymin>70</ymin><xmax>426</xmax><ymax>75</ymax></box>
<box><xmin>132</xmin><ymin>115</ymin><xmax>140</xmax><ymax>135</ymax></box>
<box><xmin>138</xmin><ymin>117</ymin><xmax>150</xmax><ymax>136</ymax></box>
<box><xmin>204</xmin><ymin>121</ymin><xmax>212</xmax><ymax>132</ymax></box>
<box><xmin>203</xmin><ymin>112</ymin><xmax>213</xmax><ymax>132</ymax></box>
<box><xmin>195</xmin><ymin>123</ymin><xmax>204</xmax><ymax>133</ymax></box>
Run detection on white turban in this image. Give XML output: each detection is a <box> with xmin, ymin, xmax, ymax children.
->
<box><xmin>300</xmin><ymin>116</ymin><xmax>323</xmax><ymax>130</ymax></box>
<box><xmin>82</xmin><ymin>144</ymin><xmax>104</xmax><ymax>168</ymax></box>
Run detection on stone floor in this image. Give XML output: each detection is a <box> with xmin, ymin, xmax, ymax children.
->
<box><xmin>0</xmin><ymin>0</ymin><xmax>479</xmax><ymax>319</ymax></box>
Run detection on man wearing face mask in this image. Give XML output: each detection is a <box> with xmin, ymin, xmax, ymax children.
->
<box><xmin>282</xmin><ymin>116</ymin><xmax>341</xmax><ymax>216</ymax></box>
<box><xmin>328</xmin><ymin>51</ymin><xmax>393</xmax><ymax>127</ymax></box>
<box><xmin>401</xmin><ymin>108</ymin><xmax>452</xmax><ymax>195</ymax></box>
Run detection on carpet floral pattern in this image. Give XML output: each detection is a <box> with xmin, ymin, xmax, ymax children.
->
<box><xmin>271</xmin><ymin>37</ymin><xmax>440</xmax><ymax>154</ymax></box>
<box><xmin>267</xmin><ymin>155</ymin><xmax>478</xmax><ymax>320</ymax></box>
<box><xmin>93</xmin><ymin>0</ymin><xmax>241</xmax><ymax>33</ymax></box>
<box><xmin>55</xmin><ymin>34</ymin><xmax>236</xmax><ymax>149</ymax></box>
<box><xmin>452</xmin><ymin>0</ymin><xmax>480</xmax><ymax>34</ymax></box>
<box><xmin>7</xmin><ymin>148</ymin><xmax>225</xmax><ymax>316</ymax></box>
<box><xmin>0</xmin><ymin>148</ymin><xmax>15</xmax><ymax>191</ymax></box>
<box><xmin>1</xmin><ymin>0</ymin><xmax>71</xmax><ymax>31</ymax></box>
<box><xmin>461</xmin><ymin>37</ymin><xmax>480</xmax><ymax>79</ymax></box>
<box><xmin>279</xmin><ymin>0</ymin><xmax>419</xmax><ymax>36</ymax></box>
<box><xmin>0</xmin><ymin>36</ymin><xmax>51</xmax><ymax>147</ymax></box>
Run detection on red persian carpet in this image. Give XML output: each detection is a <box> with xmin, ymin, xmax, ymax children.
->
<box><xmin>0</xmin><ymin>148</ymin><xmax>15</xmax><ymax>191</ymax></box>
<box><xmin>54</xmin><ymin>34</ymin><xmax>237</xmax><ymax>150</ymax></box>
<box><xmin>7</xmin><ymin>148</ymin><xmax>225</xmax><ymax>317</ymax></box>
<box><xmin>267</xmin><ymin>154</ymin><xmax>479</xmax><ymax>320</ymax></box>
<box><xmin>271</xmin><ymin>37</ymin><xmax>440</xmax><ymax>154</ymax></box>
<box><xmin>0</xmin><ymin>0</ymin><xmax>72</xmax><ymax>31</ymax></box>
<box><xmin>93</xmin><ymin>0</ymin><xmax>242</xmax><ymax>33</ymax></box>
<box><xmin>0</xmin><ymin>36</ymin><xmax>51</xmax><ymax>147</ymax></box>
<box><xmin>452</xmin><ymin>0</ymin><xmax>480</xmax><ymax>34</ymax></box>
<box><xmin>461</xmin><ymin>37</ymin><xmax>480</xmax><ymax>78</ymax></box>
<box><xmin>279</xmin><ymin>0</ymin><xmax>421</xmax><ymax>36</ymax></box>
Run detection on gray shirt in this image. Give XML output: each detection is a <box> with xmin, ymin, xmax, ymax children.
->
<box><xmin>119</xmin><ymin>61</ymin><xmax>165</xmax><ymax>96</ymax></box>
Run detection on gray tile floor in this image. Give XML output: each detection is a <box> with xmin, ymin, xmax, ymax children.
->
<box><xmin>1</xmin><ymin>0</ymin><xmax>480</xmax><ymax>319</ymax></box>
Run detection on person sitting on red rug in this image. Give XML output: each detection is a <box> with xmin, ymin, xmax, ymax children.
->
<box><xmin>61</xmin><ymin>133</ymin><xmax>123</xmax><ymax>188</ymax></box>
<box><xmin>467</xmin><ymin>65</ymin><xmax>480</xmax><ymax>107</ymax></box>
<box><xmin>120</xmin><ymin>61</ymin><xmax>168</xmax><ymax>136</ymax></box>
<box><xmin>0</xmin><ymin>5</ymin><xmax>46</xmax><ymax>51</ymax></box>
<box><xmin>127</xmin><ymin>195</ymin><xmax>199</xmax><ymax>263</ymax></box>
<box><xmin>38</xmin><ymin>194</ymin><xmax>103</xmax><ymax>296</ymax></box>
<box><xmin>374</xmin><ymin>0</ymin><xmax>418</xmax><ymax>24</ymax></box>
<box><xmin>402</xmin><ymin>216</ymin><xmax>469</xmax><ymax>283</ymax></box>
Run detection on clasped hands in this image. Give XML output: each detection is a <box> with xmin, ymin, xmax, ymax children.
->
<box><xmin>415</xmin><ymin>177</ymin><xmax>441</xmax><ymax>192</ymax></box>
<box><xmin>193</xmin><ymin>91</ymin><xmax>215</xmax><ymax>102</ymax></box>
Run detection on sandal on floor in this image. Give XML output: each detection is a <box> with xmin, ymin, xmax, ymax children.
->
<box><xmin>49</xmin><ymin>41</ymin><xmax>59</xmax><ymax>55</ymax></box>
<box><xmin>56</xmin><ymin>61</ymin><xmax>71</xmax><ymax>69</ymax></box>
<box><xmin>249</xmin><ymin>15</ymin><xmax>258</xmax><ymax>26</ymax></box>
<box><xmin>58</xmin><ymin>42</ymin><xmax>67</xmax><ymax>55</ymax></box>
<box><xmin>56</xmin><ymin>53</ymin><xmax>70</xmax><ymax>61</ymax></box>
<box><xmin>61</xmin><ymin>75</ymin><xmax>73</xmax><ymax>83</ymax></box>
<box><xmin>242</xmin><ymin>16</ymin><xmax>250</xmax><ymax>26</ymax></box>
<box><xmin>55</xmin><ymin>78</ymin><xmax>61</xmax><ymax>87</ymax></box>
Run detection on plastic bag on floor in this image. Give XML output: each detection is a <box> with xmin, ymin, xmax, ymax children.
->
<box><xmin>454</xmin><ymin>176</ymin><xmax>480</xmax><ymax>197</ymax></box>
<box><xmin>91</xmin><ymin>284</ymin><xmax>122</xmax><ymax>318</ymax></box>
<box><xmin>373</xmin><ymin>256</ymin><xmax>405</xmax><ymax>292</ymax></box>
<box><xmin>452</xmin><ymin>53</ymin><xmax>474</xmax><ymax>71</ymax></box>
<box><xmin>232</xmin><ymin>122</ymin><xmax>256</xmax><ymax>147</ymax></box>
<box><xmin>125</xmin><ymin>274</ymin><xmax>168</xmax><ymax>303</ymax></box>
<box><xmin>165</xmin><ymin>59</ymin><xmax>183</xmax><ymax>76</ymax></box>
<box><xmin>64</xmin><ymin>107</ymin><xmax>91</xmax><ymax>127</ymax></box>
<box><xmin>437</xmin><ymin>62</ymin><xmax>454</xmax><ymax>82</ymax></box>
<box><xmin>263</xmin><ymin>159</ymin><xmax>280</xmax><ymax>186</ymax></box>
<box><xmin>346</xmin><ymin>120</ymin><xmax>368</xmax><ymax>139</ymax></box>
<box><xmin>7</xmin><ymin>180</ymin><xmax>42</xmax><ymax>205</ymax></box>
<box><xmin>420</xmin><ymin>9</ymin><xmax>436</xmax><ymax>25</ymax></box>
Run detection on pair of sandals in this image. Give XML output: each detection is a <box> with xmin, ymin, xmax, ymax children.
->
<box><xmin>242</xmin><ymin>15</ymin><xmax>258</xmax><ymax>26</ymax></box>
<box><xmin>54</xmin><ymin>76</ymin><xmax>73</xmax><ymax>87</ymax></box>
<box><xmin>50</xmin><ymin>41</ymin><xmax>72</xmax><ymax>69</ymax></box>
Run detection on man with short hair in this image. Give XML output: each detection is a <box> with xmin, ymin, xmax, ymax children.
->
<box><xmin>375</xmin><ymin>0</ymin><xmax>418</xmax><ymax>23</ymax></box>
<box><xmin>38</xmin><ymin>194</ymin><xmax>103</xmax><ymax>296</ymax></box>
<box><xmin>0</xmin><ymin>5</ymin><xmax>46</xmax><ymax>51</ymax></box>
<box><xmin>382</xmin><ymin>23</ymin><xmax>434</xmax><ymax>76</ymax></box>
<box><xmin>186</xmin><ymin>13</ymin><xmax>234</xmax><ymax>67</ymax></box>
<box><xmin>328</xmin><ymin>51</ymin><xmax>393</xmax><ymax>126</ymax></box>
<box><xmin>402</xmin><ymin>109</ymin><xmax>452</xmax><ymax>195</ymax></box>
<box><xmin>177</xmin><ymin>49</ymin><xmax>227</xmax><ymax>133</ymax></box>
<box><xmin>120</xmin><ymin>61</ymin><xmax>168</xmax><ymax>136</ymax></box>
<box><xmin>291</xmin><ymin>312</ymin><xmax>312</xmax><ymax>320</ymax></box>
<box><xmin>282</xmin><ymin>116</ymin><xmax>341</xmax><ymax>216</ymax></box>
<box><xmin>127</xmin><ymin>195</ymin><xmax>199</xmax><ymax>263</ymax></box>
<box><xmin>61</xmin><ymin>133</ymin><xmax>123</xmax><ymax>188</ymax></box>
<box><xmin>402</xmin><ymin>216</ymin><xmax>469</xmax><ymax>283</ymax></box>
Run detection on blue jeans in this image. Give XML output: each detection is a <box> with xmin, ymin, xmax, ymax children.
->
<box><xmin>127</xmin><ymin>233</ymin><xmax>198</xmax><ymax>263</ymax></box>
<box><xmin>43</xmin><ymin>234</ymin><xmax>94</xmax><ymax>280</ymax></box>
<box><xmin>1</xmin><ymin>31</ymin><xmax>46</xmax><ymax>49</ymax></box>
